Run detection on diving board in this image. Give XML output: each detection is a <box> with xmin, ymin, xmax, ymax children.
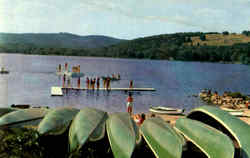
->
<box><xmin>51</xmin><ymin>86</ymin><xmax>156</xmax><ymax>96</ymax></box>
<box><xmin>51</xmin><ymin>87</ymin><xmax>63</xmax><ymax>96</ymax></box>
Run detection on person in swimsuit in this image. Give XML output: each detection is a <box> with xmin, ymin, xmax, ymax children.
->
<box><xmin>126</xmin><ymin>92</ymin><xmax>133</xmax><ymax>115</ymax></box>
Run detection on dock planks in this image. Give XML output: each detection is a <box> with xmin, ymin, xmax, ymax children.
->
<box><xmin>51</xmin><ymin>86</ymin><xmax>155</xmax><ymax>96</ymax></box>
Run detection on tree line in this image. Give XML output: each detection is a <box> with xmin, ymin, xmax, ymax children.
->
<box><xmin>0</xmin><ymin>31</ymin><xmax>250</xmax><ymax>64</ymax></box>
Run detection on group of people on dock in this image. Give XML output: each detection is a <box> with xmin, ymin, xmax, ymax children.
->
<box><xmin>86</xmin><ymin>77</ymin><xmax>101</xmax><ymax>90</ymax></box>
<box><xmin>57</xmin><ymin>63</ymin><xmax>81</xmax><ymax>73</ymax></box>
<box><xmin>102</xmin><ymin>77</ymin><xmax>111</xmax><ymax>90</ymax></box>
<box><xmin>57</xmin><ymin>63</ymin><xmax>68</xmax><ymax>72</ymax></box>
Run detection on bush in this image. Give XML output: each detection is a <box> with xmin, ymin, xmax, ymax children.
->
<box><xmin>227</xmin><ymin>92</ymin><xmax>247</xmax><ymax>100</ymax></box>
<box><xmin>222</xmin><ymin>31</ymin><xmax>229</xmax><ymax>35</ymax></box>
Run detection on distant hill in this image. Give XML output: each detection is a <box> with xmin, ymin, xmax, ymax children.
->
<box><xmin>0</xmin><ymin>32</ymin><xmax>125</xmax><ymax>49</ymax></box>
<box><xmin>1</xmin><ymin>31</ymin><xmax>250</xmax><ymax>65</ymax></box>
<box><xmin>96</xmin><ymin>31</ymin><xmax>250</xmax><ymax>64</ymax></box>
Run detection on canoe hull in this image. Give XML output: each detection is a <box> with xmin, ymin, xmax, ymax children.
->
<box><xmin>69</xmin><ymin>107</ymin><xmax>107</xmax><ymax>153</ymax></box>
<box><xmin>38</xmin><ymin>107</ymin><xmax>79</xmax><ymax>135</ymax></box>
<box><xmin>141</xmin><ymin>117</ymin><xmax>183</xmax><ymax>158</ymax></box>
<box><xmin>106</xmin><ymin>112</ymin><xmax>139</xmax><ymax>158</ymax></box>
<box><xmin>187</xmin><ymin>106</ymin><xmax>250</xmax><ymax>158</ymax></box>
<box><xmin>175</xmin><ymin>118</ymin><xmax>234</xmax><ymax>158</ymax></box>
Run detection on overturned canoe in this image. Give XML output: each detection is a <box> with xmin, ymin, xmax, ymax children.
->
<box><xmin>175</xmin><ymin>118</ymin><xmax>234</xmax><ymax>158</ymax></box>
<box><xmin>0</xmin><ymin>108</ymin><xmax>49</xmax><ymax>129</ymax></box>
<box><xmin>106</xmin><ymin>112</ymin><xmax>140</xmax><ymax>158</ymax></box>
<box><xmin>140</xmin><ymin>117</ymin><xmax>183</xmax><ymax>158</ymax></box>
<box><xmin>38</xmin><ymin>107</ymin><xmax>79</xmax><ymax>135</ymax></box>
<box><xmin>187</xmin><ymin>106</ymin><xmax>250</xmax><ymax>158</ymax></box>
<box><xmin>69</xmin><ymin>107</ymin><xmax>107</xmax><ymax>153</ymax></box>
<box><xmin>0</xmin><ymin>108</ymin><xmax>17</xmax><ymax>117</ymax></box>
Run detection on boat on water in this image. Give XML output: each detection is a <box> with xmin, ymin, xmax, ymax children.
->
<box><xmin>70</xmin><ymin>72</ymin><xmax>84</xmax><ymax>78</ymax></box>
<box><xmin>56</xmin><ymin>71</ymin><xmax>84</xmax><ymax>78</ymax></box>
<box><xmin>149</xmin><ymin>106</ymin><xmax>185</xmax><ymax>115</ymax></box>
<box><xmin>56</xmin><ymin>70</ymin><xmax>71</xmax><ymax>76</ymax></box>
<box><xmin>101</xmin><ymin>76</ymin><xmax>120</xmax><ymax>81</ymax></box>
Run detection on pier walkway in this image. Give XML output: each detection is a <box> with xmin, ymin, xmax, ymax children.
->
<box><xmin>51</xmin><ymin>86</ymin><xmax>156</xmax><ymax>96</ymax></box>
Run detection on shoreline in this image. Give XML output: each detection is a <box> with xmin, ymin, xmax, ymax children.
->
<box><xmin>0</xmin><ymin>52</ymin><xmax>244</xmax><ymax>65</ymax></box>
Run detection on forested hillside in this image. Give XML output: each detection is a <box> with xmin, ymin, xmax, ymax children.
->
<box><xmin>0</xmin><ymin>32</ymin><xmax>124</xmax><ymax>49</ymax></box>
<box><xmin>1</xmin><ymin>31</ymin><xmax>250</xmax><ymax>64</ymax></box>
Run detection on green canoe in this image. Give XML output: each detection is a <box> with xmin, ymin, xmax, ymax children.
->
<box><xmin>175</xmin><ymin>118</ymin><xmax>234</xmax><ymax>158</ymax></box>
<box><xmin>69</xmin><ymin>107</ymin><xmax>107</xmax><ymax>153</ymax></box>
<box><xmin>187</xmin><ymin>105</ymin><xmax>250</xmax><ymax>158</ymax></box>
<box><xmin>0</xmin><ymin>108</ymin><xmax>49</xmax><ymax>129</ymax></box>
<box><xmin>0</xmin><ymin>108</ymin><xmax>17</xmax><ymax>117</ymax></box>
<box><xmin>38</xmin><ymin>107</ymin><xmax>79</xmax><ymax>135</ymax></box>
<box><xmin>106</xmin><ymin>112</ymin><xmax>140</xmax><ymax>158</ymax></box>
<box><xmin>140</xmin><ymin>117</ymin><xmax>183</xmax><ymax>158</ymax></box>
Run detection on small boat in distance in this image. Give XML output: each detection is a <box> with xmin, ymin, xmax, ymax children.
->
<box><xmin>0</xmin><ymin>67</ymin><xmax>9</xmax><ymax>74</ymax></box>
<box><xmin>101</xmin><ymin>76</ymin><xmax>120</xmax><ymax>81</ymax></box>
<box><xmin>149</xmin><ymin>106</ymin><xmax>185</xmax><ymax>115</ymax></box>
<box><xmin>56</xmin><ymin>70</ymin><xmax>84</xmax><ymax>78</ymax></box>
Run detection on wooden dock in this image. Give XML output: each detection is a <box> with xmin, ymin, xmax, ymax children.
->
<box><xmin>51</xmin><ymin>86</ymin><xmax>156</xmax><ymax>96</ymax></box>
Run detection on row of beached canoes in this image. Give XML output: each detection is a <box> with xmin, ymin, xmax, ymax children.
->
<box><xmin>0</xmin><ymin>106</ymin><xmax>250</xmax><ymax>158</ymax></box>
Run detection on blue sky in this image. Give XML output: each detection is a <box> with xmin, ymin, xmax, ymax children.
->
<box><xmin>0</xmin><ymin>0</ymin><xmax>250</xmax><ymax>39</ymax></box>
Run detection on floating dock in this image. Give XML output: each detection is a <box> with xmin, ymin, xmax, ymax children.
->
<box><xmin>51</xmin><ymin>87</ymin><xmax>63</xmax><ymax>96</ymax></box>
<box><xmin>51</xmin><ymin>86</ymin><xmax>155</xmax><ymax>96</ymax></box>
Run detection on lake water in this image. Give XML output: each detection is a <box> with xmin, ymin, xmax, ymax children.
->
<box><xmin>0</xmin><ymin>53</ymin><xmax>250</xmax><ymax>113</ymax></box>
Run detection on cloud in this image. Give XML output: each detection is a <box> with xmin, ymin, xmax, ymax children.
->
<box><xmin>77</xmin><ymin>0</ymin><xmax>211</xmax><ymax>30</ymax></box>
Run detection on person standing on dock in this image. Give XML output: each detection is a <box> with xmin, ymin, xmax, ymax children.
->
<box><xmin>129</xmin><ymin>80</ymin><xmax>133</xmax><ymax>88</ymax></box>
<box><xmin>86</xmin><ymin>77</ymin><xmax>90</xmax><ymax>89</ymax></box>
<box><xmin>103</xmin><ymin>78</ymin><xmax>107</xmax><ymax>89</ymax></box>
<box><xmin>90</xmin><ymin>78</ymin><xmax>94</xmax><ymax>90</ymax></box>
<box><xmin>78</xmin><ymin>65</ymin><xmax>80</xmax><ymax>73</ymax></box>
<box><xmin>65</xmin><ymin>62</ymin><xmax>68</xmax><ymax>71</ymax></box>
<box><xmin>58</xmin><ymin>64</ymin><xmax>61</xmax><ymax>72</ymax></box>
<box><xmin>96</xmin><ymin>77</ymin><xmax>100</xmax><ymax>90</ymax></box>
<box><xmin>126</xmin><ymin>92</ymin><xmax>133</xmax><ymax>115</ymax></box>
<box><xmin>67</xmin><ymin>77</ymin><xmax>71</xmax><ymax>88</ymax></box>
<box><xmin>77</xmin><ymin>77</ymin><xmax>81</xmax><ymax>88</ymax></box>
<box><xmin>106</xmin><ymin>77</ymin><xmax>111</xmax><ymax>90</ymax></box>
<box><xmin>93</xmin><ymin>78</ymin><xmax>96</xmax><ymax>90</ymax></box>
<box><xmin>62</xmin><ymin>74</ymin><xmax>66</xmax><ymax>88</ymax></box>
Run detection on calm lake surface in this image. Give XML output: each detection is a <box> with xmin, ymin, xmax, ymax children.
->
<box><xmin>0</xmin><ymin>53</ymin><xmax>250</xmax><ymax>113</ymax></box>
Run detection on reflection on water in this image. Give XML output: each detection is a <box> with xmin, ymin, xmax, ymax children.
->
<box><xmin>0</xmin><ymin>53</ymin><xmax>250</xmax><ymax>113</ymax></box>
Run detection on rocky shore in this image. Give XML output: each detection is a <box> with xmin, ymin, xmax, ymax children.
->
<box><xmin>199</xmin><ymin>89</ymin><xmax>249</xmax><ymax>109</ymax></box>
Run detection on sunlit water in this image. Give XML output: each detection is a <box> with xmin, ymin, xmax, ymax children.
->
<box><xmin>0</xmin><ymin>53</ymin><xmax>250</xmax><ymax>113</ymax></box>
